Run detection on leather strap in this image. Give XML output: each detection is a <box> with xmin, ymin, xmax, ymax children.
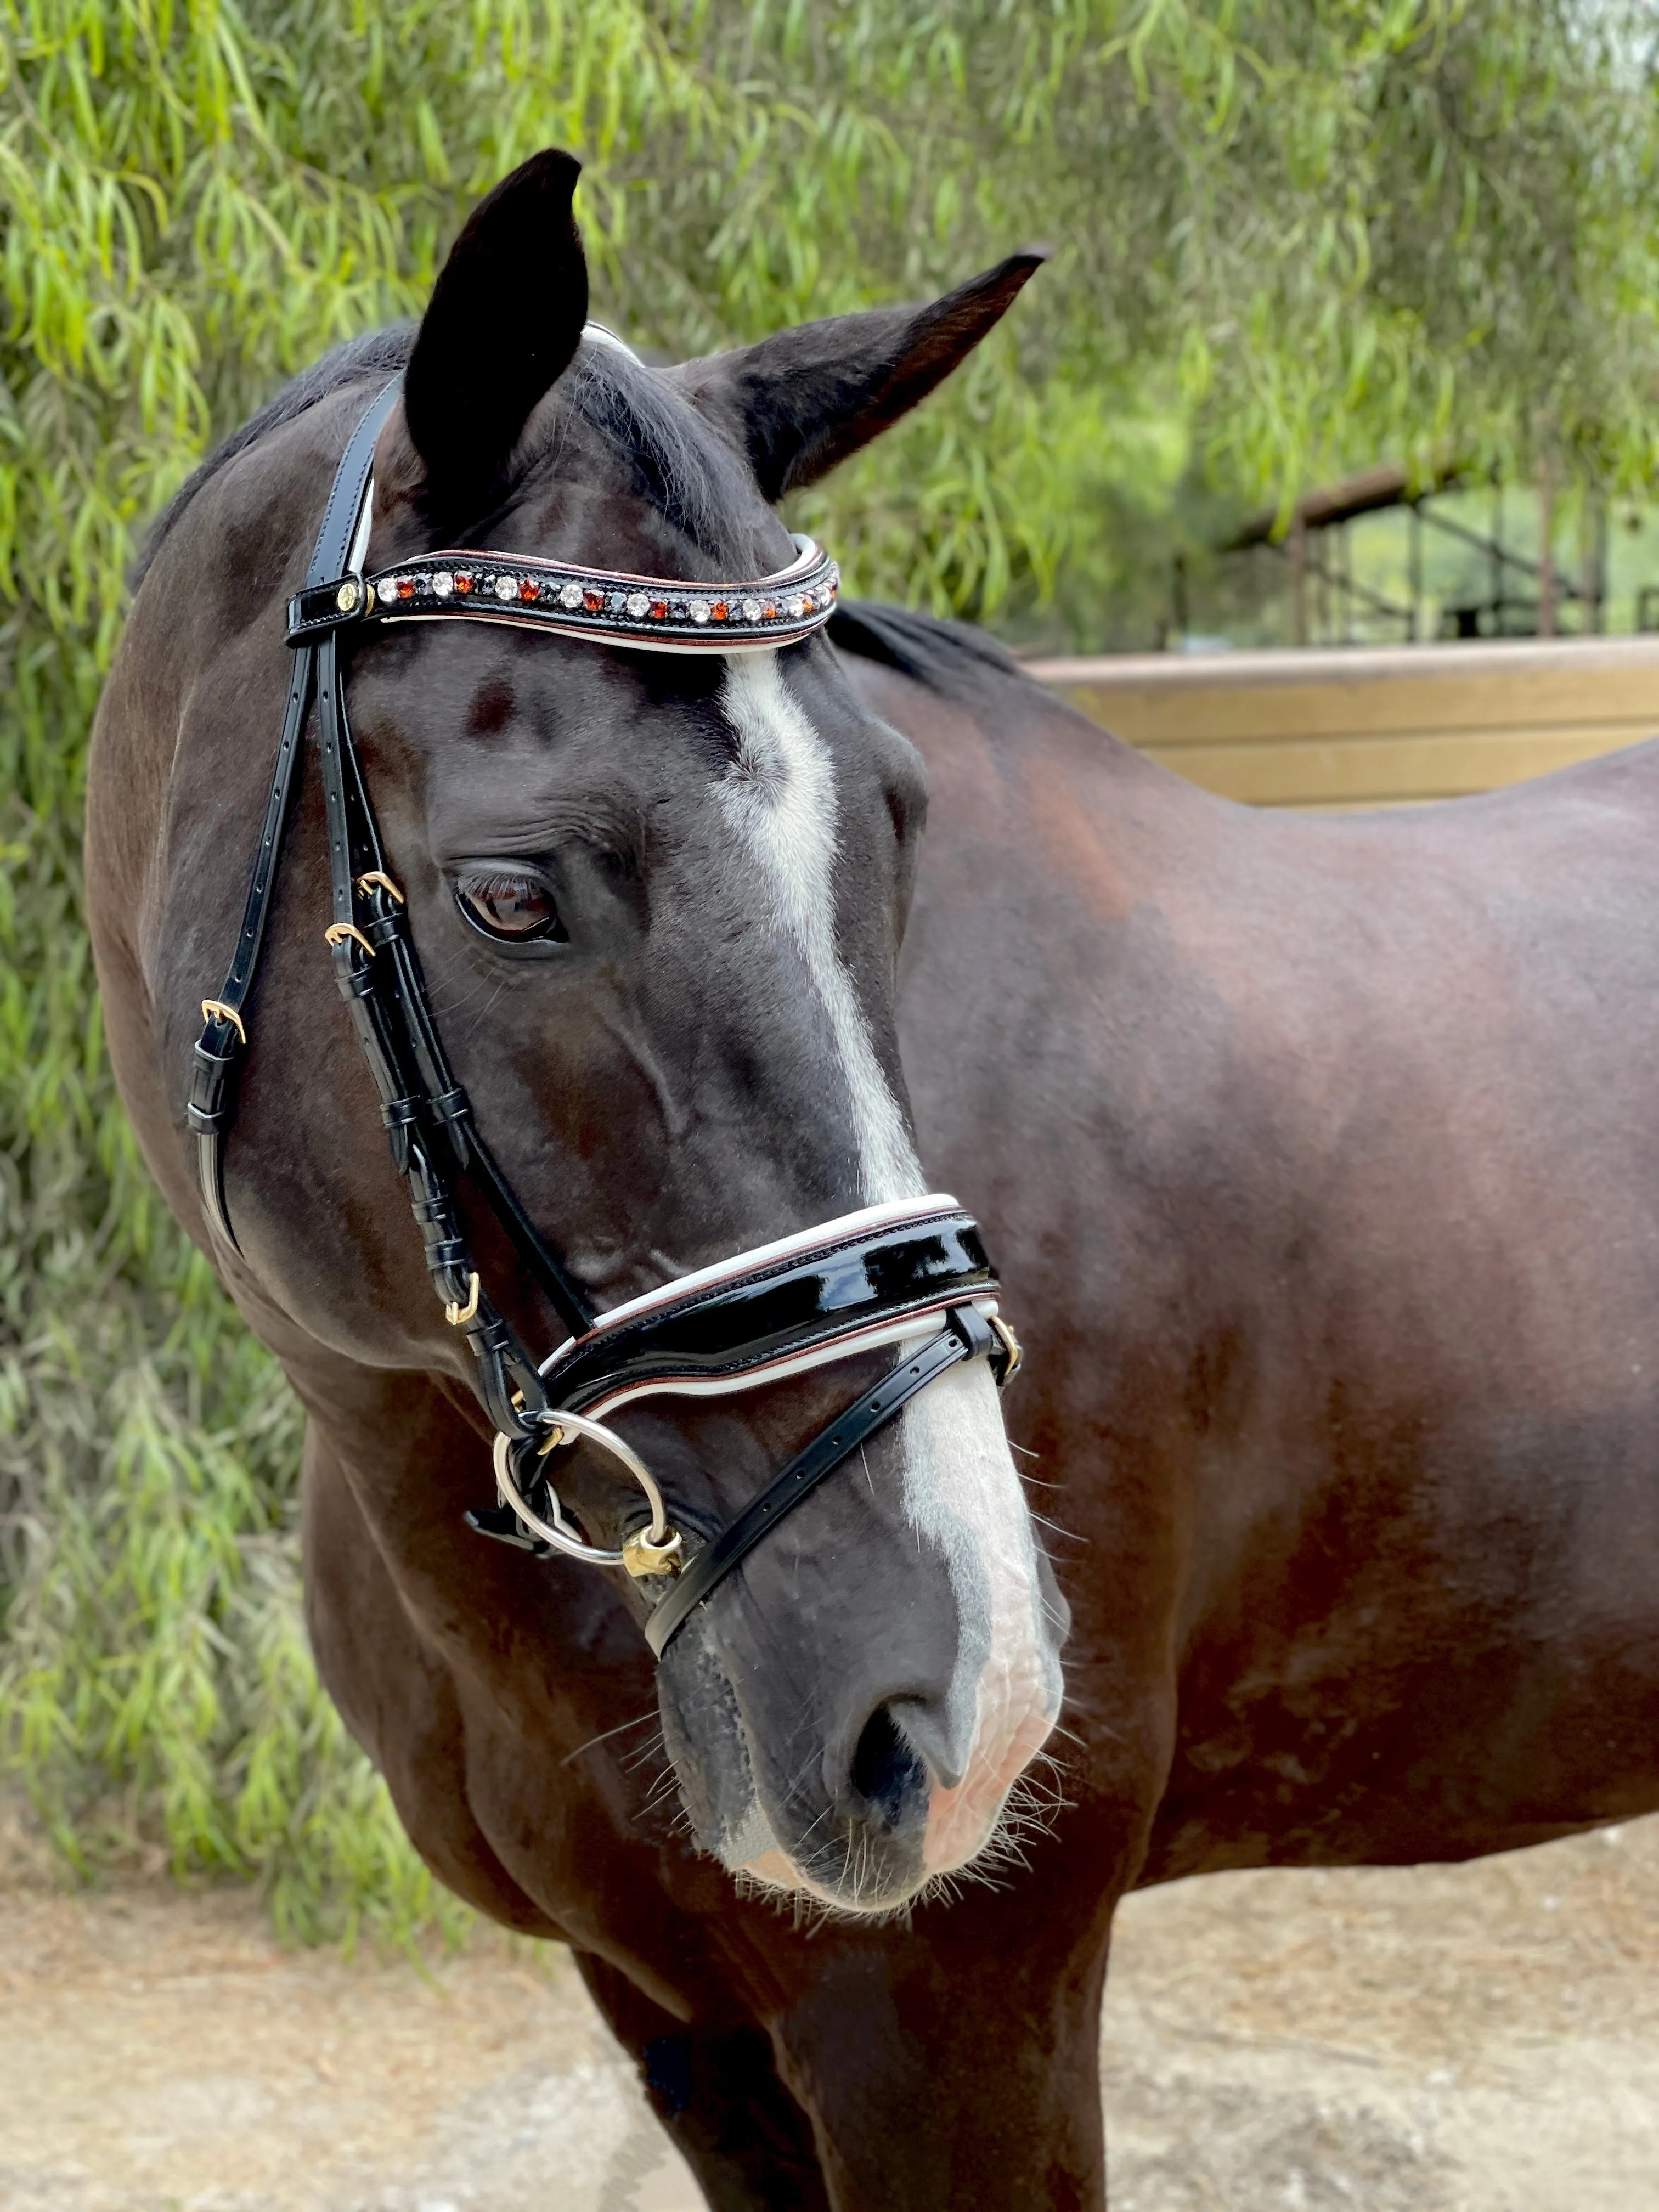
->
<box><xmin>309</xmin><ymin>551</ymin><xmax>567</xmax><ymax>1434</ymax></box>
<box><xmin>188</xmin><ymin>380</ymin><xmax>402</xmax><ymax>1251</ymax></box>
<box><xmin>642</xmin><ymin>1305</ymin><xmax>995</xmax><ymax>1657</ymax></box>
<box><xmin>541</xmin><ymin>1207</ymin><xmax>994</xmax><ymax>1418</ymax></box>
<box><xmin>190</xmin><ymin>376</ymin><xmax>593</xmax><ymax>1401</ymax></box>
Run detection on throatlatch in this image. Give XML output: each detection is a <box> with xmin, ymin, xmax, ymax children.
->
<box><xmin>188</xmin><ymin>369</ymin><xmax>1018</xmax><ymax>1656</ymax></box>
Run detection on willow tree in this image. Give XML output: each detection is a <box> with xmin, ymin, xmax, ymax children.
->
<box><xmin>4</xmin><ymin>0</ymin><xmax>1656</xmax><ymax>1936</ymax></box>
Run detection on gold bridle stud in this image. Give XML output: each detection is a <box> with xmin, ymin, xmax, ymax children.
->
<box><xmin>622</xmin><ymin>1526</ymin><xmax>684</xmax><ymax>1579</ymax></box>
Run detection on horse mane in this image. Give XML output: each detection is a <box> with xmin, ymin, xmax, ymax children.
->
<box><xmin>136</xmin><ymin>334</ymin><xmax>1042</xmax><ymax>712</ymax></box>
<box><xmin>132</xmin><ymin>327</ymin><xmax>418</xmax><ymax>589</ymax></box>
<box><xmin>134</xmin><ymin>324</ymin><xmax>762</xmax><ymax>590</ymax></box>
<box><xmin>827</xmin><ymin>600</ymin><xmax>1032</xmax><ymax>701</ymax></box>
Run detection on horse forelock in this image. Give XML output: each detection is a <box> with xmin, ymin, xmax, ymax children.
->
<box><xmin>136</xmin><ymin>316</ymin><xmax>1029</xmax><ymax>737</ymax></box>
<box><xmin>552</xmin><ymin>348</ymin><xmax>775</xmax><ymax>570</ymax></box>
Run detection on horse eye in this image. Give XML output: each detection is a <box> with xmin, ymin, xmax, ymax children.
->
<box><xmin>454</xmin><ymin>868</ymin><xmax>567</xmax><ymax>944</ymax></box>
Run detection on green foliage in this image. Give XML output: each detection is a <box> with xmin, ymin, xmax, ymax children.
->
<box><xmin>4</xmin><ymin>0</ymin><xmax>1658</xmax><ymax>1937</ymax></box>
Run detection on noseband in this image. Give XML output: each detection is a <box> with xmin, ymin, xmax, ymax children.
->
<box><xmin>188</xmin><ymin>376</ymin><xmax>1018</xmax><ymax>1657</ymax></box>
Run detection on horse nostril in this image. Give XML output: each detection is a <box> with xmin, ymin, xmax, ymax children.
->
<box><xmin>849</xmin><ymin>1706</ymin><xmax>928</xmax><ymax>1830</ymax></box>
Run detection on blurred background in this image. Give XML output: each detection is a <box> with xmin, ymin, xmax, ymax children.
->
<box><xmin>5</xmin><ymin>0</ymin><xmax>1659</xmax><ymax>1949</ymax></box>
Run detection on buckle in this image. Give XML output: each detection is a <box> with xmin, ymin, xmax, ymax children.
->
<box><xmin>988</xmin><ymin>1313</ymin><xmax>1023</xmax><ymax>1384</ymax></box>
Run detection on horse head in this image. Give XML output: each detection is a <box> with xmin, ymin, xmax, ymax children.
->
<box><xmin>157</xmin><ymin>150</ymin><xmax>1068</xmax><ymax>1915</ymax></box>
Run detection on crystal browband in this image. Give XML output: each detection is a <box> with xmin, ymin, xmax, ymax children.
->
<box><xmin>286</xmin><ymin>533</ymin><xmax>839</xmax><ymax>655</ymax></box>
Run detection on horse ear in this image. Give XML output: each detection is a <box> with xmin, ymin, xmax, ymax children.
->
<box><xmin>671</xmin><ymin>252</ymin><xmax>1047</xmax><ymax>503</ymax></box>
<box><xmin>403</xmin><ymin>149</ymin><xmax>589</xmax><ymax>524</ymax></box>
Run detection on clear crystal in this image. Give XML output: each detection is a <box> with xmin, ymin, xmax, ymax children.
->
<box><xmin>494</xmin><ymin>575</ymin><xmax>517</xmax><ymax>602</ymax></box>
<box><xmin>432</xmin><ymin>571</ymin><xmax>454</xmax><ymax>598</ymax></box>
<box><xmin>626</xmin><ymin>591</ymin><xmax>650</xmax><ymax>617</ymax></box>
<box><xmin>560</xmin><ymin>582</ymin><xmax>583</xmax><ymax>609</ymax></box>
<box><xmin>742</xmin><ymin>599</ymin><xmax>762</xmax><ymax>622</ymax></box>
<box><xmin>690</xmin><ymin>601</ymin><xmax>710</xmax><ymax>624</ymax></box>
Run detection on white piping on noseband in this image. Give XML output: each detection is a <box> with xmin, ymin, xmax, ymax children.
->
<box><xmin>543</xmin><ymin>1194</ymin><xmax>957</xmax><ymax>1348</ymax></box>
<box><xmin>515</xmin><ymin>1193</ymin><xmax>1001</xmax><ymax>1568</ymax></box>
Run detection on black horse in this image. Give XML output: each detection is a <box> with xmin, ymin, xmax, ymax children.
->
<box><xmin>91</xmin><ymin>150</ymin><xmax>1659</xmax><ymax>2208</ymax></box>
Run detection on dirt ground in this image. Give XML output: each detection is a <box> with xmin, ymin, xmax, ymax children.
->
<box><xmin>4</xmin><ymin>1809</ymin><xmax>1659</xmax><ymax>2211</ymax></box>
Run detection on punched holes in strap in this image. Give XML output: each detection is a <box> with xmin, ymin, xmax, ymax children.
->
<box><xmin>188</xmin><ymin>380</ymin><xmax>400</xmax><ymax>1255</ymax></box>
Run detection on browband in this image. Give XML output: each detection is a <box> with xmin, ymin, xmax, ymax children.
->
<box><xmin>287</xmin><ymin>534</ymin><xmax>840</xmax><ymax>657</ymax></box>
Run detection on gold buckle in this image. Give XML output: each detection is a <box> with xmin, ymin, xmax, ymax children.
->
<box><xmin>989</xmin><ymin>1313</ymin><xmax>1023</xmax><ymax>1382</ymax></box>
<box><xmin>622</xmin><ymin>1526</ymin><xmax>684</xmax><ymax>1579</ymax></box>
<box><xmin>323</xmin><ymin>921</ymin><xmax>375</xmax><ymax>958</ymax></box>
<box><xmin>200</xmin><ymin>998</ymin><xmax>247</xmax><ymax>1043</ymax></box>
<box><xmin>354</xmin><ymin>871</ymin><xmax>404</xmax><ymax>904</ymax></box>
<box><xmin>444</xmin><ymin>1271</ymin><xmax>481</xmax><ymax>1326</ymax></box>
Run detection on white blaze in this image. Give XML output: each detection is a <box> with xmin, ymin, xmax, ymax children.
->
<box><xmin>715</xmin><ymin>653</ymin><xmax>1060</xmax><ymax>1894</ymax></box>
<box><xmin>715</xmin><ymin>653</ymin><xmax>919</xmax><ymax>1200</ymax></box>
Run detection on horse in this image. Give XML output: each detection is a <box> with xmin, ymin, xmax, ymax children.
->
<box><xmin>87</xmin><ymin>147</ymin><xmax>1659</xmax><ymax>2209</ymax></box>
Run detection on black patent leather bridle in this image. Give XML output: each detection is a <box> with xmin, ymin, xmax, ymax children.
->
<box><xmin>188</xmin><ymin>376</ymin><xmax>1018</xmax><ymax>1657</ymax></box>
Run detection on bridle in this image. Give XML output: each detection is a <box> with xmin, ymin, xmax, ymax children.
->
<box><xmin>188</xmin><ymin>376</ymin><xmax>1020</xmax><ymax>1656</ymax></box>
<box><xmin>187</xmin><ymin>374</ymin><xmax>1019</xmax><ymax>1658</ymax></box>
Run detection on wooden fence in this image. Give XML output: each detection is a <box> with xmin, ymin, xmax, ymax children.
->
<box><xmin>1024</xmin><ymin>636</ymin><xmax>1659</xmax><ymax>809</ymax></box>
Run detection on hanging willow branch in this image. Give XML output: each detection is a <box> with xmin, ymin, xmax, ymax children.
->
<box><xmin>3</xmin><ymin>0</ymin><xmax>1657</xmax><ymax>1939</ymax></box>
